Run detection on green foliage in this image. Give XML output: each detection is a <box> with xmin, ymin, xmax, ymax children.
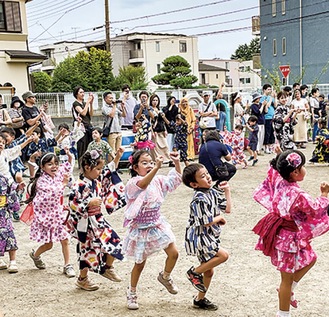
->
<box><xmin>31</xmin><ymin>72</ymin><xmax>52</xmax><ymax>93</ymax></box>
<box><xmin>152</xmin><ymin>55</ymin><xmax>198</xmax><ymax>88</ymax></box>
<box><xmin>261</xmin><ymin>65</ymin><xmax>282</xmax><ymax>93</ymax></box>
<box><xmin>112</xmin><ymin>65</ymin><xmax>148</xmax><ymax>91</ymax></box>
<box><xmin>51</xmin><ymin>48</ymin><xmax>114</xmax><ymax>92</ymax></box>
<box><xmin>231</xmin><ymin>37</ymin><xmax>260</xmax><ymax>61</ymax></box>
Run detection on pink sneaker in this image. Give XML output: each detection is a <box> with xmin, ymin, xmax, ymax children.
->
<box><xmin>276</xmin><ymin>288</ymin><xmax>298</xmax><ymax>308</ymax></box>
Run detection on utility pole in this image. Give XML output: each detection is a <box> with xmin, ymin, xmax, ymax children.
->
<box><xmin>105</xmin><ymin>0</ymin><xmax>110</xmax><ymax>52</ymax></box>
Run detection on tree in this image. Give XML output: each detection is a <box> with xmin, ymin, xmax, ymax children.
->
<box><xmin>51</xmin><ymin>47</ymin><xmax>114</xmax><ymax>92</ymax></box>
<box><xmin>151</xmin><ymin>55</ymin><xmax>198</xmax><ymax>88</ymax></box>
<box><xmin>231</xmin><ymin>37</ymin><xmax>260</xmax><ymax>61</ymax></box>
<box><xmin>112</xmin><ymin>65</ymin><xmax>148</xmax><ymax>91</ymax></box>
<box><xmin>31</xmin><ymin>72</ymin><xmax>52</xmax><ymax>93</ymax></box>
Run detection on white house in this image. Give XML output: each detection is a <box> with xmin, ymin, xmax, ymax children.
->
<box><xmin>0</xmin><ymin>0</ymin><xmax>46</xmax><ymax>99</ymax></box>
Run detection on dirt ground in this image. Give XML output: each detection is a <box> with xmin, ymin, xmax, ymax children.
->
<box><xmin>1</xmin><ymin>145</ymin><xmax>329</xmax><ymax>317</ymax></box>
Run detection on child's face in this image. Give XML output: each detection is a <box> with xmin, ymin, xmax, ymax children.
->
<box><xmin>92</xmin><ymin>130</ymin><xmax>101</xmax><ymax>141</ymax></box>
<box><xmin>190</xmin><ymin>167</ymin><xmax>212</xmax><ymax>189</ymax></box>
<box><xmin>319</xmin><ymin>97</ymin><xmax>324</xmax><ymax>102</ymax></box>
<box><xmin>32</xmin><ymin>132</ymin><xmax>40</xmax><ymax>142</ymax></box>
<box><xmin>234</xmin><ymin>128</ymin><xmax>242</xmax><ymax>135</ymax></box>
<box><xmin>176</xmin><ymin>117</ymin><xmax>183</xmax><ymax>125</ymax></box>
<box><xmin>0</xmin><ymin>136</ymin><xmax>6</xmax><ymax>152</ymax></box>
<box><xmin>59</xmin><ymin>127</ymin><xmax>69</xmax><ymax>136</ymax></box>
<box><xmin>41</xmin><ymin>157</ymin><xmax>59</xmax><ymax>178</ymax></box>
<box><xmin>2</xmin><ymin>132</ymin><xmax>14</xmax><ymax>145</ymax></box>
<box><xmin>290</xmin><ymin>166</ymin><xmax>306</xmax><ymax>182</ymax></box>
<box><xmin>248</xmin><ymin>121</ymin><xmax>256</xmax><ymax>126</ymax></box>
<box><xmin>133</xmin><ymin>153</ymin><xmax>154</xmax><ymax>177</ymax></box>
<box><xmin>279</xmin><ymin>95</ymin><xmax>287</xmax><ymax>105</ymax></box>
<box><xmin>84</xmin><ymin>160</ymin><xmax>105</xmax><ymax>180</ymax></box>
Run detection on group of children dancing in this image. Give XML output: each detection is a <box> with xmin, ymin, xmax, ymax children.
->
<box><xmin>1</xmin><ymin>117</ymin><xmax>329</xmax><ymax>317</ymax></box>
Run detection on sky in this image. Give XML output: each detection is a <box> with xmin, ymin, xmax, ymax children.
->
<box><xmin>26</xmin><ymin>0</ymin><xmax>259</xmax><ymax>60</ymax></box>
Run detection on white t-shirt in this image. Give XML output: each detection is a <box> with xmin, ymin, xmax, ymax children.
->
<box><xmin>198</xmin><ymin>102</ymin><xmax>217</xmax><ymax>128</ymax></box>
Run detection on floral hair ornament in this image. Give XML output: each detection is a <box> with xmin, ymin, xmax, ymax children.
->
<box><xmin>89</xmin><ymin>150</ymin><xmax>101</xmax><ymax>166</ymax></box>
<box><xmin>286</xmin><ymin>152</ymin><xmax>302</xmax><ymax>169</ymax></box>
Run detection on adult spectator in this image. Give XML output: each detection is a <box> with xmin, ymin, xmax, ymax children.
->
<box><xmin>309</xmin><ymin>87</ymin><xmax>320</xmax><ymax>142</ymax></box>
<box><xmin>22</xmin><ymin>91</ymin><xmax>44</xmax><ymax>136</ymax></box>
<box><xmin>133</xmin><ymin>91</ymin><xmax>155</xmax><ymax>122</ymax></box>
<box><xmin>198</xmin><ymin>91</ymin><xmax>217</xmax><ymax>143</ymax></box>
<box><xmin>120</xmin><ymin>84</ymin><xmax>137</xmax><ymax>129</ymax></box>
<box><xmin>162</xmin><ymin>96</ymin><xmax>179</xmax><ymax>152</ymax></box>
<box><xmin>0</xmin><ymin>97</ymin><xmax>12</xmax><ymax>129</ymax></box>
<box><xmin>292</xmin><ymin>82</ymin><xmax>300</xmax><ymax>91</ymax></box>
<box><xmin>102</xmin><ymin>91</ymin><xmax>126</xmax><ymax>153</ymax></box>
<box><xmin>198</xmin><ymin>130</ymin><xmax>236</xmax><ymax>188</ymax></box>
<box><xmin>260</xmin><ymin>84</ymin><xmax>276</xmax><ymax>154</ymax></box>
<box><xmin>231</xmin><ymin>92</ymin><xmax>245</xmax><ymax>127</ymax></box>
<box><xmin>214</xmin><ymin>83</ymin><xmax>230</xmax><ymax>131</ymax></box>
<box><xmin>71</xmin><ymin>86</ymin><xmax>94</xmax><ymax>164</ymax></box>
<box><xmin>149</xmin><ymin>94</ymin><xmax>170</xmax><ymax>163</ymax></box>
<box><xmin>179</xmin><ymin>97</ymin><xmax>196</xmax><ymax>161</ymax></box>
<box><xmin>8</xmin><ymin>96</ymin><xmax>25</xmax><ymax>138</ymax></box>
<box><xmin>283</xmin><ymin>86</ymin><xmax>293</xmax><ymax>106</ymax></box>
<box><xmin>291</xmin><ymin>88</ymin><xmax>309</xmax><ymax>148</ymax></box>
<box><xmin>250</xmin><ymin>92</ymin><xmax>266</xmax><ymax>153</ymax></box>
<box><xmin>300</xmin><ymin>84</ymin><xmax>309</xmax><ymax>99</ymax></box>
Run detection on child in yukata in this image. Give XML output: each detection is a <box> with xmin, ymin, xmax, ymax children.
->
<box><xmin>131</xmin><ymin>115</ymin><xmax>155</xmax><ymax>151</ymax></box>
<box><xmin>87</xmin><ymin>127</ymin><xmax>114</xmax><ymax>163</ymax></box>
<box><xmin>231</xmin><ymin>124</ymin><xmax>247</xmax><ymax>169</ymax></box>
<box><xmin>171</xmin><ymin>113</ymin><xmax>189</xmax><ymax>166</ymax></box>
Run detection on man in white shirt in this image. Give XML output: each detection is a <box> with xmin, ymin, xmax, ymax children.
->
<box><xmin>120</xmin><ymin>84</ymin><xmax>137</xmax><ymax>130</ymax></box>
<box><xmin>198</xmin><ymin>91</ymin><xmax>217</xmax><ymax>143</ymax></box>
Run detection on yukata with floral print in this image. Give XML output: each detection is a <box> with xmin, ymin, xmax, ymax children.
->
<box><xmin>252</xmin><ymin>149</ymin><xmax>329</xmax><ymax>317</ymax></box>
<box><xmin>0</xmin><ymin>175</ymin><xmax>20</xmax><ymax>273</ymax></box>
<box><xmin>68</xmin><ymin>149</ymin><xmax>125</xmax><ymax>291</ymax></box>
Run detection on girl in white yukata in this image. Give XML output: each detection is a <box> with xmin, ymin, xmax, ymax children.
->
<box><xmin>68</xmin><ymin>149</ymin><xmax>125</xmax><ymax>291</ymax></box>
<box><xmin>123</xmin><ymin>150</ymin><xmax>182</xmax><ymax>310</ymax></box>
<box><xmin>27</xmin><ymin>151</ymin><xmax>76</xmax><ymax>278</ymax></box>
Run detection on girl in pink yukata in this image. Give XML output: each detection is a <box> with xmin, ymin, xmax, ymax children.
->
<box><xmin>230</xmin><ymin>124</ymin><xmax>247</xmax><ymax>168</ymax></box>
<box><xmin>253</xmin><ymin>148</ymin><xmax>329</xmax><ymax>317</ymax></box>
<box><xmin>124</xmin><ymin>150</ymin><xmax>182</xmax><ymax>310</ymax></box>
<box><xmin>27</xmin><ymin>150</ymin><xmax>76</xmax><ymax>278</ymax></box>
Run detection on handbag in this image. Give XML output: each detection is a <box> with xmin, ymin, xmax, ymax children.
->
<box><xmin>205</xmin><ymin>143</ymin><xmax>229</xmax><ymax>179</ymax></box>
<box><xmin>102</xmin><ymin>117</ymin><xmax>113</xmax><ymax>137</ymax></box>
<box><xmin>198</xmin><ymin>103</ymin><xmax>212</xmax><ymax>129</ymax></box>
<box><xmin>20</xmin><ymin>202</ymin><xmax>34</xmax><ymax>225</ymax></box>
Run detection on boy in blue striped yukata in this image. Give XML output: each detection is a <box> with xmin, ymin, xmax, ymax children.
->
<box><xmin>182</xmin><ymin>163</ymin><xmax>232</xmax><ymax>311</ymax></box>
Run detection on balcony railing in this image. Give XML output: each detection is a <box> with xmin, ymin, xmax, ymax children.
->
<box><xmin>129</xmin><ymin>49</ymin><xmax>144</xmax><ymax>59</ymax></box>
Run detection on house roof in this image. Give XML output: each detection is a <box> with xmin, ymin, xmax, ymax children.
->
<box><xmin>198</xmin><ymin>63</ymin><xmax>227</xmax><ymax>72</ymax></box>
<box><xmin>5</xmin><ymin>50</ymin><xmax>47</xmax><ymax>60</ymax></box>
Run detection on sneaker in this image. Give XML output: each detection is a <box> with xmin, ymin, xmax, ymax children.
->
<box><xmin>76</xmin><ymin>276</ymin><xmax>99</xmax><ymax>291</ymax></box>
<box><xmin>12</xmin><ymin>211</ymin><xmax>20</xmax><ymax>222</ymax></box>
<box><xmin>101</xmin><ymin>266</ymin><xmax>122</xmax><ymax>282</ymax></box>
<box><xmin>0</xmin><ymin>259</ymin><xmax>7</xmax><ymax>270</ymax></box>
<box><xmin>7</xmin><ymin>262</ymin><xmax>18</xmax><ymax>274</ymax></box>
<box><xmin>186</xmin><ymin>266</ymin><xmax>207</xmax><ymax>293</ymax></box>
<box><xmin>157</xmin><ymin>271</ymin><xmax>178</xmax><ymax>294</ymax></box>
<box><xmin>126</xmin><ymin>288</ymin><xmax>139</xmax><ymax>310</ymax></box>
<box><xmin>29</xmin><ymin>249</ymin><xmax>46</xmax><ymax>269</ymax></box>
<box><xmin>248</xmin><ymin>156</ymin><xmax>254</xmax><ymax>161</ymax></box>
<box><xmin>63</xmin><ymin>264</ymin><xmax>76</xmax><ymax>278</ymax></box>
<box><xmin>193</xmin><ymin>297</ymin><xmax>218</xmax><ymax>311</ymax></box>
<box><xmin>252</xmin><ymin>159</ymin><xmax>258</xmax><ymax>166</ymax></box>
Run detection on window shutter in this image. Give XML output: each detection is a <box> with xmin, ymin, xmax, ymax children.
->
<box><xmin>4</xmin><ymin>1</ymin><xmax>22</xmax><ymax>32</ymax></box>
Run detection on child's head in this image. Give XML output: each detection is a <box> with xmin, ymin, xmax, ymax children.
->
<box><xmin>0</xmin><ymin>133</ymin><xmax>6</xmax><ymax>151</ymax></box>
<box><xmin>80</xmin><ymin>150</ymin><xmax>105</xmax><ymax>180</ymax></box>
<box><xmin>202</xmin><ymin>129</ymin><xmax>210</xmax><ymax>141</ymax></box>
<box><xmin>271</xmin><ymin>150</ymin><xmax>306</xmax><ymax>182</ymax></box>
<box><xmin>234</xmin><ymin>124</ymin><xmax>244</xmax><ymax>134</ymax></box>
<box><xmin>32</xmin><ymin>127</ymin><xmax>41</xmax><ymax>142</ymax></box>
<box><xmin>319</xmin><ymin>93</ymin><xmax>325</xmax><ymax>101</ymax></box>
<box><xmin>182</xmin><ymin>163</ymin><xmax>212</xmax><ymax>189</ymax></box>
<box><xmin>58</xmin><ymin>123</ymin><xmax>70</xmax><ymax>135</ymax></box>
<box><xmin>318</xmin><ymin>118</ymin><xmax>327</xmax><ymax>129</ymax></box>
<box><xmin>0</xmin><ymin>127</ymin><xmax>15</xmax><ymax>144</ymax></box>
<box><xmin>247</xmin><ymin>115</ymin><xmax>258</xmax><ymax>126</ymax></box>
<box><xmin>175</xmin><ymin>114</ymin><xmax>185</xmax><ymax>125</ymax></box>
<box><xmin>129</xmin><ymin>150</ymin><xmax>154</xmax><ymax>177</ymax></box>
<box><xmin>277</xmin><ymin>91</ymin><xmax>288</xmax><ymax>105</ymax></box>
<box><xmin>39</xmin><ymin>152</ymin><xmax>59</xmax><ymax>177</ymax></box>
<box><xmin>92</xmin><ymin>127</ymin><xmax>103</xmax><ymax>141</ymax></box>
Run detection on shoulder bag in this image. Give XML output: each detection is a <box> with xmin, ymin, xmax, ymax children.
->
<box><xmin>205</xmin><ymin>142</ymin><xmax>229</xmax><ymax>179</ymax></box>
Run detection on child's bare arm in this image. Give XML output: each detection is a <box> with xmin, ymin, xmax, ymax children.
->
<box><xmin>137</xmin><ymin>156</ymin><xmax>163</xmax><ymax>189</ymax></box>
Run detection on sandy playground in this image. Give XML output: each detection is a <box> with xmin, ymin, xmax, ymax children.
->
<box><xmin>1</xmin><ymin>145</ymin><xmax>329</xmax><ymax>317</ymax></box>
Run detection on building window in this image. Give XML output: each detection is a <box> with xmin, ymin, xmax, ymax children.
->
<box><xmin>0</xmin><ymin>1</ymin><xmax>22</xmax><ymax>32</ymax></box>
<box><xmin>273</xmin><ymin>39</ymin><xmax>277</xmax><ymax>56</ymax></box>
<box><xmin>179</xmin><ymin>41</ymin><xmax>187</xmax><ymax>53</ymax></box>
<box><xmin>155</xmin><ymin>41</ymin><xmax>160</xmax><ymax>52</ymax></box>
<box><xmin>240</xmin><ymin>78</ymin><xmax>245</xmax><ymax>84</ymax></box>
<box><xmin>239</xmin><ymin>66</ymin><xmax>245</xmax><ymax>72</ymax></box>
<box><xmin>272</xmin><ymin>0</ymin><xmax>276</xmax><ymax>17</ymax></box>
<box><xmin>282</xmin><ymin>37</ymin><xmax>286</xmax><ymax>55</ymax></box>
<box><xmin>216</xmin><ymin>74</ymin><xmax>219</xmax><ymax>79</ymax></box>
<box><xmin>282</xmin><ymin>0</ymin><xmax>286</xmax><ymax>15</ymax></box>
<box><xmin>157</xmin><ymin>64</ymin><xmax>161</xmax><ymax>74</ymax></box>
<box><xmin>201</xmin><ymin>73</ymin><xmax>206</xmax><ymax>85</ymax></box>
<box><xmin>246</xmin><ymin>78</ymin><xmax>251</xmax><ymax>84</ymax></box>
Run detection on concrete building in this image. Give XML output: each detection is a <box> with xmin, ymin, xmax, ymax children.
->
<box><xmin>260</xmin><ymin>0</ymin><xmax>329</xmax><ymax>85</ymax></box>
<box><xmin>109</xmin><ymin>32</ymin><xmax>199</xmax><ymax>90</ymax></box>
<box><xmin>0</xmin><ymin>0</ymin><xmax>46</xmax><ymax>98</ymax></box>
<box><xmin>198</xmin><ymin>62</ymin><xmax>227</xmax><ymax>87</ymax></box>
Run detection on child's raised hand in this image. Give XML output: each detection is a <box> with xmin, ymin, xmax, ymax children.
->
<box><xmin>216</xmin><ymin>216</ymin><xmax>226</xmax><ymax>226</ymax></box>
<box><xmin>218</xmin><ymin>181</ymin><xmax>229</xmax><ymax>190</ymax></box>
<box><xmin>116</xmin><ymin>147</ymin><xmax>124</xmax><ymax>157</ymax></box>
<box><xmin>62</xmin><ymin>173</ymin><xmax>70</xmax><ymax>187</ymax></box>
<box><xmin>155</xmin><ymin>155</ymin><xmax>164</xmax><ymax>168</ymax></box>
<box><xmin>320</xmin><ymin>182</ymin><xmax>329</xmax><ymax>195</ymax></box>
<box><xmin>169</xmin><ymin>151</ymin><xmax>180</xmax><ymax>163</ymax></box>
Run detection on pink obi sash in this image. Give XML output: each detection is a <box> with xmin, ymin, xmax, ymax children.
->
<box><xmin>253</xmin><ymin>213</ymin><xmax>298</xmax><ymax>257</ymax></box>
<box><xmin>134</xmin><ymin>208</ymin><xmax>160</xmax><ymax>224</ymax></box>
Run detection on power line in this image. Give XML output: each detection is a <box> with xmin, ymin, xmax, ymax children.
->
<box><xmin>27</xmin><ymin>0</ymin><xmax>77</xmax><ymax>16</ymax></box>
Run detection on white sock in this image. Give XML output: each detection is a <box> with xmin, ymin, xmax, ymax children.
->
<box><xmin>10</xmin><ymin>260</ymin><xmax>16</xmax><ymax>265</ymax></box>
<box><xmin>277</xmin><ymin>310</ymin><xmax>290</xmax><ymax>317</ymax></box>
